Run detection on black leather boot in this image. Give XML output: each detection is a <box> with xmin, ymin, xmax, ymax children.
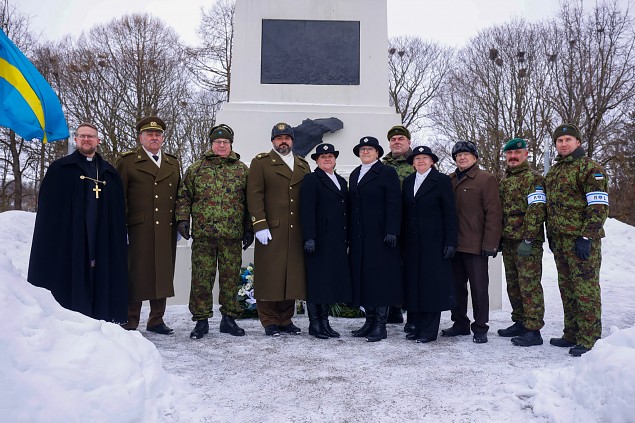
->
<box><xmin>352</xmin><ymin>307</ymin><xmax>376</xmax><ymax>337</ymax></box>
<box><xmin>190</xmin><ymin>319</ymin><xmax>209</xmax><ymax>339</ymax></box>
<box><xmin>497</xmin><ymin>321</ymin><xmax>527</xmax><ymax>337</ymax></box>
<box><xmin>387</xmin><ymin>306</ymin><xmax>404</xmax><ymax>323</ymax></box>
<box><xmin>307</xmin><ymin>303</ymin><xmax>329</xmax><ymax>339</ymax></box>
<box><xmin>404</xmin><ymin>311</ymin><xmax>415</xmax><ymax>333</ymax></box>
<box><xmin>220</xmin><ymin>315</ymin><xmax>245</xmax><ymax>336</ymax></box>
<box><xmin>511</xmin><ymin>329</ymin><xmax>543</xmax><ymax>347</ymax></box>
<box><xmin>366</xmin><ymin>306</ymin><xmax>388</xmax><ymax>342</ymax></box>
<box><xmin>320</xmin><ymin>304</ymin><xmax>340</xmax><ymax>338</ymax></box>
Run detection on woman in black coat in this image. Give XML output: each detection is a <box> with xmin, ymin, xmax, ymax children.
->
<box><xmin>300</xmin><ymin>143</ymin><xmax>352</xmax><ymax>339</ymax></box>
<box><xmin>401</xmin><ymin>146</ymin><xmax>458</xmax><ymax>343</ymax></box>
<box><xmin>348</xmin><ymin>136</ymin><xmax>403</xmax><ymax>342</ymax></box>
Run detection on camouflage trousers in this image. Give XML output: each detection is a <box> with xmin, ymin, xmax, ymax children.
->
<box><xmin>501</xmin><ymin>239</ymin><xmax>545</xmax><ymax>331</ymax></box>
<box><xmin>190</xmin><ymin>237</ymin><xmax>242</xmax><ymax>320</ymax></box>
<box><xmin>552</xmin><ymin>234</ymin><xmax>602</xmax><ymax>349</ymax></box>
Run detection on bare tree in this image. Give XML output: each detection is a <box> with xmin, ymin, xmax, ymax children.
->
<box><xmin>544</xmin><ymin>0</ymin><xmax>635</xmax><ymax>161</ymax></box>
<box><xmin>388</xmin><ymin>36</ymin><xmax>454</xmax><ymax>135</ymax></box>
<box><xmin>187</xmin><ymin>0</ymin><xmax>235</xmax><ymax>98</ymax></box>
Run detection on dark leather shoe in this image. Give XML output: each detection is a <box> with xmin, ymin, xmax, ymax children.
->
<box><xmin>279</xmin><ymin>323</ymin><xmax>301</xmax><ymax>334</ymax></box>
<box><xmin>120</xmin><ymin>323</ymin><xmax>137</xmax><ymax>331</ymax></box>
<box><xmin>416</xmin><ymin>337</ymin><xmax>437</xmax><ymax>343</ymax></box>
<box><xmin>441</xmin><ymin>326</ymin><xmax>471</xmax><ymax>337</ymax></box>
<box><xmin>406</xmin><ymin>333</ymin><xmax>416</xmax><ymax>340</ymax></box>
<box><xmin>264</xmin><ymin>324</ymin><xmax>280</xmax><ymax>336</ymax></box>
<box><xmin>220</xmin><ymin>315</ymin><xmax>245</xmax><ymax>336</ymax></box>
<box><xmin>190</xmin><ymin>320</ymin><xmax>209</xmax><ymax>339</ymax></box>
<box><xmin>550</xmin><ymin>337</ymin><xmax>576</xmax><ymax>348</ymax></box>
<box><xmin>497</xmin><ymin>321</ymin><xmax>527</xmax><ymax>337</ymax></box>
<box><xmin>511</xmin><ymin>330</ymin><xmax>543</xmax><ymax>347</ymax></box>
<box><xmin>147</xmin><ymin>323</ymin><xmax>174</xmax><ymax>335</ymax></box>
<box><xmin>569</xmin><ymin>344</ymin><xmax>591</xmax><ymax>357</ymax></box>
<box><xmin>404</xmin><ymin>322</ymin><xmax>415</xmax><ymax>334</ymax></box>
<box><xmin>473</xmin><ymin>333</ymin><xmax>488</xmax><ymax>343</ymax></box>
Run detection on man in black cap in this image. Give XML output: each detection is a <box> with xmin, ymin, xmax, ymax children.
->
<box><xmin>442</xmin><ymin>141</ymin><xmax>502</xmax><ymax>344</ymax></box>
<box><xmin>28</xmin><ymin>123</ymin><xmax>128</xmax><ymax>322</ymax></box>
<box><xmin>382</xmin><ymin>125</ymin><xmax>414</xmax><ymax>328</ymax></box>
<box><xmin>246</xmin><ymin>122</ymin><xmax>310</xmax><ymax>336</ymax></box>
<box><xmin>116</xmin><ymin>116</ymin><xmax>181</xmax><ymax>335</ymax></box>
<box><xmin>545</xmin><ymin>123</ymin><xmax>608</xmax><ymax>356</ymax></box>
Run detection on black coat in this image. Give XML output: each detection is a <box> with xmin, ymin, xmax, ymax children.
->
<box><xmin>28</xmin><ymin>151</ymin><xmax>128</xmax><ymax>322</ymax></box>
<box><xmin>349</xmin><ymin>161</ymin><xmax>403</xmax><ymax>307</ymax></box>
<box><xmin>300</xmin><ymin>168</ymin><xmax>352</xmax><ymax>304</ymax></box>
<box><xmin>401</xmin><ymin>168</ymin><xmax>457</xmax><ymax>312</ymax></box>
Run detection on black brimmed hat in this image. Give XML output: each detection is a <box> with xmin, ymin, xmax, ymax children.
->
<box><xmin>311</xmin><ymin>143</ymin><xmax>339</xmax><ymax>161</ymax></box>
<box><xmin>407</xmin><ymin>145</ymin><xmax>439</xmax><ymax>164</ymax></box>
<box><xmin>353</xmin><ymin>136</ymin><xmax>384</xmax><ymax>157</ymax></box>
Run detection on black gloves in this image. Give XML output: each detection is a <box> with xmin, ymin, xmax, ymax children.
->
<box><xmin>517</xmin><ymin>240</ymin><xmax>533</xmax><ymax>257</ymax></box>
<box><xmin>304</xmin><ymin>239</ymin><xmax>316</xmax><ymax>254</ymax></box>
<box><xmin>575</xmin><ymin>236</ymin><xmax>591</xmax><ymax>260</ymax></box>
<box><xmin>384</xmin><ymin>234</ymin><xmax>397</xmax><ymax>248</ymax></box>
<box><xmin>242</xmin><ymin>231</ymin><xmax>254</xmax><ymax>250</ymax></box>
<box><xmin>481</xmin><ymin>249</ymin><xmax>498</xmax><ymax>258</ymax></box>
<box><xmin>443</xmin><ymin>246</ymin><xmax>456</xmax><ymax>259</ymax></box>
<box><xmin>177</xmin><ymin>220</ymin><xmax>190</xmax><ymax>240</ymax></box>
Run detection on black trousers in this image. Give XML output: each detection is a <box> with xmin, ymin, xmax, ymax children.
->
<box><xmin>411</xmin><ymin>311</ymin><xmax>441</xmax><ymax>339</ymax></box>
<box><xmin>451</xmin><ymin>252</ymin><xmax>490</xmax><ymax>334</ymax></box>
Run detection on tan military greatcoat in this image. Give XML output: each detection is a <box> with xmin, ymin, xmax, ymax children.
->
<box><xmin>247</xmin><ymin>150</ymin><xmax>310</xmax><ymax>301</ymax></box>
<box><xmin>116</xmin><ymin>147</ymin><xmax>180</xmax><ymax>302</ymax></box>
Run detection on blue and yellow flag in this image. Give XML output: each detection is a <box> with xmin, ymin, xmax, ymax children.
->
<box><xmin>0</xmin><ymin>31</ymin><xmax>69</xmax><ymax>143</ymax></box>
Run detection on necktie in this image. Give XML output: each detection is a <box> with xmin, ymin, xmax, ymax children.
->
<box><xmin>152</xmin><ymin>155</ymin><xmax>159</xmax><ymax>161</ymax></box>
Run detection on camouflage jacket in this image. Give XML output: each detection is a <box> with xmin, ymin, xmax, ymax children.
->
<box><xmin>176</xmin><ymin>150</ymin><xmax>250</xmax><ymax>239</ymax></box>
<box><xmin>499</xmin><ymin>161</ymin><xmax>546</xmax><ymax>242</ymax></box>
<box><xmin>382</xmin><ymin>149</ymin><xmax>413</xmax><ymax>185</ymax></box>
<box><xmin>545</xmin><ymin>147</ymin><xmax>609</xmax><ymax>239</ymax></box>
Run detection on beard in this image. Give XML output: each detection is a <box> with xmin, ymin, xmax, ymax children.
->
<box><xmin>77</xmin><ymin>143</ymin><xmax>97</xmax><ymax>156</ymax></box>
<box><xmin>274</xmin><ymin>143</ymin><xmax>291</xmax><ymax>155</ymax></box>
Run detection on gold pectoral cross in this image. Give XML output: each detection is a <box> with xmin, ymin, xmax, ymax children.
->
<box><xmin>80</xmin><ymin>175</ymin><xmax>107</xmax><ymax>199</ymax></box>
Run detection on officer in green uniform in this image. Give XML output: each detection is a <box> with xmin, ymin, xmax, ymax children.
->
<box><xmin>545</xmin><ymin>124</ymin><xmax>609</xmax><ymax>357</ymax></box>
<box><xmin>176</xmin><ymin>124</ymin><xmax>254</xmax><ymax>339</ymax></box>
<box><xmin>382</xmin><ymin>125</ymin><xmax>413</xmax><ymax>329</ymax></box>
<box><xmin>497</xmin><ymin>138</ymin><xmax>546</xmax><ymax>347</ymax></box>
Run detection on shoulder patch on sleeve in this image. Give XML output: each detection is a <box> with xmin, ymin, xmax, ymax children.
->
<box><xmin>593</xmin><ymin>173</ymin><xmax>605</xmax><ymax>180</ymax></box>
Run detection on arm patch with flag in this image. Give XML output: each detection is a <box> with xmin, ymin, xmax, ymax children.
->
<box><xmin>0</xmin><ymin>30</ymin><xmax>68</xmax><ymax>143</ymax></box>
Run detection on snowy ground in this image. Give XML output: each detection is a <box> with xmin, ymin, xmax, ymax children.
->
<box><xmin>0</xmin><ymin>210</ymin><xmax>634</xmax><ymax>423</ymax></box>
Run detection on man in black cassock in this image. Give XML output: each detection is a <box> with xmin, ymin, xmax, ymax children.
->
<box><xmin>28</xmin><ymin>122</ymin><xmax>128</xmax><ymax>322</ymax></box>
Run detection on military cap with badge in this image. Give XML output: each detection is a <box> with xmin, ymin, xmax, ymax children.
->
<box><xmin>136</xmin><ymin>116</ymin><xmax>166</xmax><ymax>133</ymax></box>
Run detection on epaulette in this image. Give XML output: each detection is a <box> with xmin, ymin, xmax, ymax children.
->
<box><xmin>297</xmin><ymin>155</ymin><xmax>309</xmax><ymax>164</ymax></box>
<box><xmin>120</xmin><ymin>150</ymin><xmax>134</xmax><ymax>157</ymax></box>
<box><xmin>165</xmin><ymin>152</ymin><xmax>179</xmax><ymax>160</ymax></box>
<box><xmin>255</xmin><ymin>152</ymin><xmax>270</xmax><ymax>159</ymax></box>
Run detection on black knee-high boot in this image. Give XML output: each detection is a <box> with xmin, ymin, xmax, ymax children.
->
<box><xmin>307</xmin><ymin>303</ymin><xmax>329</xmax><ymax>339</ymax></box>
<box><xmin>320</xmin><ymin>304</ymin><xmax>340</xmax><ymax>338</ymax></box>
<box><xmin>366</xmin><ymin>306</ymin><xmax>388</xmax><ymax>342</ymax></box>
<box><xmin>351</xmin><ymin>307</ymin><xmax>376</xmax><ymax>337</ymax></box>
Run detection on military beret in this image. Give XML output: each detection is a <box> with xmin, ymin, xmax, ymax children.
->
<box><xmin>271</xmin><ymin>122</ymin><xmax>294</xmax><ymax>141</ymax></box>
<box><xmin>503</xmin><ymin>138</ymin><xmax>527</xmax><ymax>152</ymax></box>
<box><xmin>387</xmin><ymin>125</ymin><xmax>411</xmax><ymax>141</ymax></box>
<box><xmin>209</xmin><ymin>124</ymin><xmax>234</xmax><ymax>142</ymax></box>
<box><xmin>136</xmin><ymin>116</ymin><xmax>166</xmax><ymax>133</ymax></box>
<box><xmin>552</xmin><ymin>123</ymin><xmax>581</xmax><ymax>142</ymax></box>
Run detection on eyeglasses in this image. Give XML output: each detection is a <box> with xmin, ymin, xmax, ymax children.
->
<box><xmin>212</xmin><ymin>140</ymin><xmax>231</xmax><ymax>145</ymax></box>
<box><xmin>76</xmin><ymin>134</ymin><xmax>97</xmax><ymax>140</ymax></box>
<box><xmin>359</xmin><ymin>147</ymin><xmax>376</xmax><ymax>152</ymax></box>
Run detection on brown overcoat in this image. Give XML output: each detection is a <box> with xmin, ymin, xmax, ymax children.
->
<box><xmin>449</xmin><ymin>165</ymin><xmax>502</xmax><ymax>255</ymax></box>
<box><xmin>115</xmin><ymin>147</ymin><xmax>180</xmax><ymax>302</ymax></box>
<box><xmin>247</xmin><ymin>150</ymin><xmax>310</xmax><ymax>301</ymax></box>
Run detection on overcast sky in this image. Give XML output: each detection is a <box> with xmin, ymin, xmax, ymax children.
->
<box><xmin>13</xmin><ymin>0</ymin><xmax>631</xmax><ymax>48</ymax></box>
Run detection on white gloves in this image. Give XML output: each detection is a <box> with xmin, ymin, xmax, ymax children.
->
<box><xmin>255</xmin><ymin>229</ymin><xmax>272</xmax><ymax>245</ymax></box>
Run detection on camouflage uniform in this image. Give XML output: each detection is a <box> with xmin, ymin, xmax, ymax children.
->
<box><xmin>176</xmin><ymin>150</ymin><xmax>250</xmax><ymax>320</ymax></box>
<box><xmin>499</xmin><ymin>161</ymin><xmax>546</xmax><ymax>331</ymax></box>
<box><xmin>545</xmin><ymin>147</ymin><xmax>609</xmax><ymax>349</ymax></box>
<box><xmin>382</xmin><ymin>150</ymin><xmax>413</xmax><ymax>185</ymax></box>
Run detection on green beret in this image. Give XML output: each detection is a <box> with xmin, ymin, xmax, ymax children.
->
<box><xmin>209</xmin><ymin>124</ymin><xmax>234</xmax><ymax>142</ymax></box>
<box><xmin>136</xmin><ymin>116</ymin><xmax>165</xmax><ymax>133</ymax></box>
<box><xmin>552</xmin><ymin>123</ymin><xmax>581</xmax><ymax>142</ymax></box>
<box><xmin>387</xmin><ymin>125</ymin><xmax>411</xmax><ymax>141</ymax></box>
<box><xmin>503</xmin><ymin>138</ymin><xmax>527</xmax><ymax>152</ymax></box>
